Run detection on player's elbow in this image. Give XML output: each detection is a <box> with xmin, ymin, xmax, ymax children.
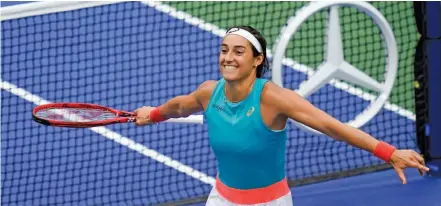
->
<box><xmin>176</xmin><ymin>106</ymin><xmax>191</xmax><ymax>118</ymax></box>
<box><xmin>175</xmin><ymin>96</ymin><xmax>189</xmax><ymax>117</ymax></box>
<box><xmin>175</xmin><ymin>95</ymin><xmax>198</xmax><ymax>118</ymax></box>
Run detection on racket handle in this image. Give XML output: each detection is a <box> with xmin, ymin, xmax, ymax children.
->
<box><xmin>164</xmin><ymin>115</ymin><xmax>204</xmax><ymax>124</ymax></box>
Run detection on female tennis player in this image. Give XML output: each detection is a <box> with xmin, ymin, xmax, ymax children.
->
<box><xmin>134</xmin><ymin>26</ymin><xmax>429</xmax><ymax>205</ymax></box>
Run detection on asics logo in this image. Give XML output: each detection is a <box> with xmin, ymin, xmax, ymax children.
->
<box><xmin>213</xmin><ymin>104</ymin><xmax>225</xmax><ymax>112</ymax></box>
<box><xmin>212</xmin><ymin>104</ymin><xmax>255</xmax><ymax>117</ymax></box>
<box><xmin>246</xmin><ymin>107</ymin><xmax>255</xmax><ymax>116</ymax></box>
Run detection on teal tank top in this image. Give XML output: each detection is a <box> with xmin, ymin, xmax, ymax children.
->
<box><xmin>204</xmin><ymin>78</ymin><xmax>287</xmax><ymax>190</ymax></box>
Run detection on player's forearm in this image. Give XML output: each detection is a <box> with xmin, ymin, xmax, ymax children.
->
<box><xmin>156</xmin><ymin>95</ymin><xmax>186</xmax><ymax>118</ymax></box>
<box><xmin>157</xmin><ymin>95</ymin><xmax>200</xmax><ymax>119</ymax></box>
<box><xmin>324</xmin><ymin>119</ymin><xmax>379</xmax><ymax>153</ymax></box>
<box><xmin>315</xmin><ymin>114</ymin><xmax>397</xmax><ymax>163</ymax></box>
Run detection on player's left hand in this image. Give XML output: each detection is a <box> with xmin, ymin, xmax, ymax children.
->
<box><xmin>389</xmin><ymin>149</ymin><xmax>430</xmax><ymax>184</ymax></box>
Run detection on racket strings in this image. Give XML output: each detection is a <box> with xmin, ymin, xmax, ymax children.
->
<box><xmin>36</xmin><ymin>108</ymin><xmax>116</xmax><ymax>122</ymax></box>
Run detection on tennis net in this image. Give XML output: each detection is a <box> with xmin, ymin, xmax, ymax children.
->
<box><xmin>1</xmin><ymin>1</ymin><xmax>418</xmax><ymax>205</ymax></box>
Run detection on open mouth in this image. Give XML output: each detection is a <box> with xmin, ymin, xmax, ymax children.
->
<box><xmin>224</xmin><ymin>65</ymin><xmax>237</xmax><ymax>71</ymax></box>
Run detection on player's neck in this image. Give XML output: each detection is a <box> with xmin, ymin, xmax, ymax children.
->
<box><xmin>225</xmin><ymin>75</ymin><xmax>256</xmax><ymax>103</ymax></box>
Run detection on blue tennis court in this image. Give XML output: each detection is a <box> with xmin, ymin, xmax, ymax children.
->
<box><xmin>1</xmin><ymin>1</ymin><xmax>440</xmax><ymax>205</ymax></box>
<box><xmin>190</xmin><ymin>169</ymin><xmax>440</xmax><ymax>206</ymax></box>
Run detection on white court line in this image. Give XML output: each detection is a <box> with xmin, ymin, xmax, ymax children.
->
<box><xmin>0</xmin><ymin>1</ymin><xmax>125</xmax><ymax>21</ymax></box>
<box><xmin>142</xmin><ymin>1</ymin><xmax>416</xmax><ymax>121</ymax></box>
<box><xmin>0</xmin><ymin>81</ymin><xmax>216</xmax><ymax>186</ymax></box>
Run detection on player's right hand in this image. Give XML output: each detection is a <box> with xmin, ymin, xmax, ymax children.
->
<box><xmin>133</xmin><ymin>106</ymin><xmax>156</xmax><ymax>126</ymax></box>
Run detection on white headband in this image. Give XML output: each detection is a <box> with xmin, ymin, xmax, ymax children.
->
<box><xmin>225</xmin><ymin>28</ymin><xmax>263</xmax><ymax>53</ymax></box>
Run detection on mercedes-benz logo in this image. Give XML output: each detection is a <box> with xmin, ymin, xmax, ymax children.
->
<box><xmin>272</xmin><ymin>1</ymin><xmax>398</xmax><ymax>135</ymax></box>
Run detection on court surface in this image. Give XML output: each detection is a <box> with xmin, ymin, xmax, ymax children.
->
<box><xmin>191</xmin><ymin>169</ymin><xmax>441</xmax><ymax>206</ymax></box>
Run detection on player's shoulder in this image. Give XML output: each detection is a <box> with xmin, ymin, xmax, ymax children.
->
<box><xmin>194</xmin><ymin>80</ymin><xmax>218</xmax><ymax>100</ymax></box>
<box><xmin>197</xmin><ymin>80</ymin><xmax>217</xmax><ymax>93</ymax></box>
<box><xmin>262</xmin><ymin>81</ymin><xmax>284</xmax><ymax>96</ymax></box>
<box><xmin>261</xmin><ymin>80</ymin><xmax>289</xmax><ymax>103</ymax></box>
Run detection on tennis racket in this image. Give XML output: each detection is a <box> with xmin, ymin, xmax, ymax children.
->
<box><xmin>32</xmin><ymin>103</ymin><xmax>203</xmax><ymax>128</ymax></box>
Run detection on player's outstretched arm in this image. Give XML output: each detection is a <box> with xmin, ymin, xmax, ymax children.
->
<box><xmin>134</xmin><ymin>80</ymin><xmax>216</xmax><ymax>126</ymax></box>
<box><xmin>265</xmin><ymin>82</ymin><xmax>429</xmax><ymax>184</ymax></box>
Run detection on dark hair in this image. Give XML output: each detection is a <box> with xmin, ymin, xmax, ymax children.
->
<box><xmin>226</xmin><ymin>26</ymin><xmax>269</xmax><ymax>78</ymax></box>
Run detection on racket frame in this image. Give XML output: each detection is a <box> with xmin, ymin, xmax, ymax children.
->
<box><xmin>32</xmin><ymin>103</ymin><xmax>135</xmax><ymax>128</ymax></box>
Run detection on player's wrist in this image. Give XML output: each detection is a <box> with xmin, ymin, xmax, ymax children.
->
<box><xmin>149</xmin><ymin>107</ymin><xmax>168</xmax><ymax>123</ymax></box>
<box><xmin>373</xmin><ymin>141</ymin><xmax>396</xmax><ymax>163</ymax></box>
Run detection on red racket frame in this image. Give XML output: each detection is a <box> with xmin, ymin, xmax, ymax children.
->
<box><xmin>32</xmin><ymin>103</ymin><xmax>135</xmax><ymax>128</ymax></box>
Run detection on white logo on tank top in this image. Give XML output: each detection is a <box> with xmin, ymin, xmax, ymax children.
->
<box><xmin>246</xmin><ymin>106</ymin><xmax>255</xmax><ymax>117</ymax></box>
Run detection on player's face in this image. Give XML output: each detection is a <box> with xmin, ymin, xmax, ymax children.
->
<box><xmin>219</xmin><ymin>35</ymin><xmax>259</xmax><ymax>81</ymax></box>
